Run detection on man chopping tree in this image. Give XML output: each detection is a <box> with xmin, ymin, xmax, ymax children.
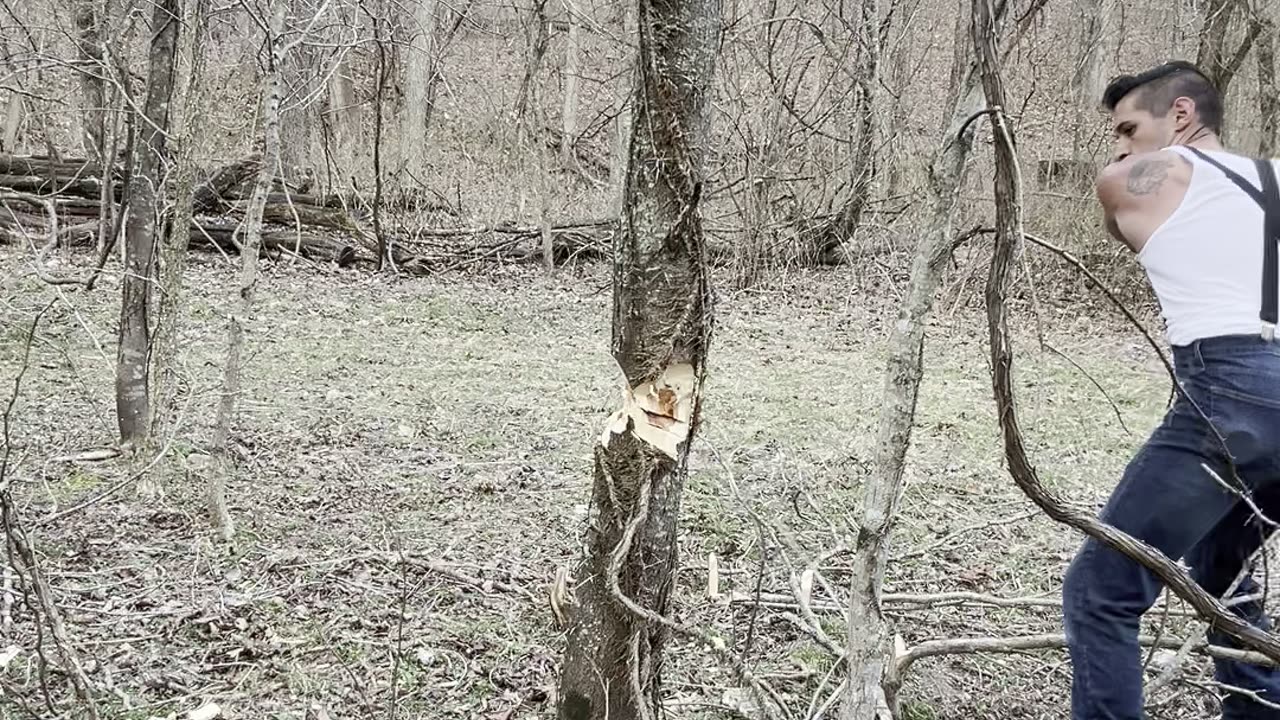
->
<box><xmin>1062</xmin><ymin>60</ymin><xmax>1280</xmax><ymax>719</ymax></box>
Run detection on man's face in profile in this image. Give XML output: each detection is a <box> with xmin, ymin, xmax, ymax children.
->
<box><xmin>1109</xmin><ymin>92</ymin><xmax>1176</xmax><ymax>163</ymax></box>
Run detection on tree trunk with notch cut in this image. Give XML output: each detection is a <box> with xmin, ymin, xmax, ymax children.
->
<box><xmin>556</xmin><ymin>0</ymin><xmax>719</xmax><ymax>718</ymax></box>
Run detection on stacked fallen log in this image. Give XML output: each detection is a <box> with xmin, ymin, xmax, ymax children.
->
<box><xmin>0</xmin><ymin>152</ymin><xmax>613</xmax><ymax>274</ymax></box>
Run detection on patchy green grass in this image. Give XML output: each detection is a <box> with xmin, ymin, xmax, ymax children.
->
<box><xmin>1</xmin><ymin>245</ymin><xmax>1217</xmax><ymax>720</ymax></box>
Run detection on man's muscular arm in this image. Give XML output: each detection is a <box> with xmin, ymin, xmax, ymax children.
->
<box><xmin>1096</xmin><ymin>153</ymin><xmax>1176</xmax><ymax>252</ymax></box>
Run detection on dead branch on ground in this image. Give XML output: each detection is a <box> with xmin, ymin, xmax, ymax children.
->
<box><xmin>1</xmin><ymin>303</ymin><xmax>100</xmax><ymax>718</ymax></box>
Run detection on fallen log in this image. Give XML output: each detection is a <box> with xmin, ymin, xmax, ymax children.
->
<box><xmin>261</xmin><ymin>201</ymin><xmax>359</xmax><ymax>232</ymax></box>
<box><xmin>1</xmin><ymin>213</ymin><xmax>359</xmax><ymax>268</ymax></box>
<box><xmin>0</xmin><ymin>174</ymin><xmax>106</xmax><ymax>199</ymax></box>
<box><xmin>0</xmin><ymin>155</ymin><xmax>116</xmax><ymax>178</ymax></box>
<box><xmin>192</xmin><ymin>155</ymin><xmax>261</xmax><ymax>212</ymax></box>
<box><xmin>192</xmin><ymin>223</ymin><xmax>357</xmax><ymax>266</ymax></box>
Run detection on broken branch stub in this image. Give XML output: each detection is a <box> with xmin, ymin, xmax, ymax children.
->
<box><xmin>599</xmin><ymin>362</ymin><xmax>696</xmax><ymax>460</ymax></box>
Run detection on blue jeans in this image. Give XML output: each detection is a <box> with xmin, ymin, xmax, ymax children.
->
<box><xmin>1064</xmin><ymin>334</ymin><xmax>1280</xmax><ymax>720</ymax></box>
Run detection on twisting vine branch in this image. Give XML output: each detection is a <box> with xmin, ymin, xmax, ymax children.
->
<box><xmin>973</xmin><ymin>0</ymin><xmax>1280</xmax><ymax>667</ymax></box>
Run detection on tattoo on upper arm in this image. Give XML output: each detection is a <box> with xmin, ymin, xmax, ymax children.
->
<box><xmin>1126</xmin><ymin>158</ymin><xmax>1174</xmax><ymax>195</ymax></box>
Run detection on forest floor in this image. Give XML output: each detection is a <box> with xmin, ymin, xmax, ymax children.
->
<box><xmin>0</xmin><ymin>244</ymin><xmax>1236</xmax><ymax>720</ymax></box>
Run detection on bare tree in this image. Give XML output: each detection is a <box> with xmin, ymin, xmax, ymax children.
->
<box><xmin>611</xmin><ymin>2</ymin><xmax>637</xmax><ymax>215</ymax></box>
<box><xmin>1072</xmin><ymin>0</ymin><xmax>1110</xmax><ymax>160</ymax></box>
<box><xmin>561</xmin><ymin>0</ymin><xmax>581</xmax><ymax>165</ymax></box>
<box><xmin>841</xmin><ymin>1</ymin><xmax>1045</xmax><ymax>716</ymax></box>
<box><xmin>402</xmin><ymin>0</ymin><xmax>439</xmax><ymax>181</ymax></box>
<box><xmin>117</xmin><ymin>0</ymin><xmax>180</xmax><ymax>459</ymax></box>
<box><xmin>556</xmin><ymin>0</ymin><xmax>719</xmax><ymax>716</ymax></box>
<box><xmin>820</xmin><ymin>0</ymin><xmax>881</xmax><ymax>263</ymax></box>
<box><xmin>1259</xmin><ymin>14</ymin><xmax>1277</xmax><ymax>156</ymax></box>
<box><xmin>146</xmin><ymin>0</ymin><xmax>211</xmax><ymax>483</ymax></box>
<box><xmin>73</xmin><ymin>0</ymin><xmax>107</xmax><ymax>162</ymax></box>
<box><xmin>1197</xmin><ymin>0</ymin><xmax>1264</xmax><ymax>107</ymax></box>
<box><xmin>323</xmin><ymin>50</ymin><xmax>360</xmax><ymax>192</ymax></box>
<box><xmin>209</xmin><ymin>0</ymin><xmax>287</xmax><ymax>541</ymax></box>
<box><xmin>516</xmin><ymin>0</ymin><xmax>551</xmax><ymax>124</ymax></box>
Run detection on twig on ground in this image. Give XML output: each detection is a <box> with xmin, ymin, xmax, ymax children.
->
<box><xmin>892</xmin><ymin>632</ymin><xmax>1276</xmax><ymax>679</ymax></box>
<box><xmin>1202</xmin><ymin>680</ymin><xmax>1280</xmax><ymax>711</ymax></box>
<box><xmin>421</xmin><ymin>559</ymin><xmax>537</xmax><ymax>604</ymax></box>
<box><xmin>895</xmin><ymin>509</ymin><xmax>1040</xmax><ymax>560</ymax></box>
<box><xmin>1</xmin><ymin>303</ymin><xmax>100</xmax><ymax>718</ymax></box>
<box><xmin>36</xmin><ymin>401</ymin><xmax>188</xmax><ymax>527</ymax></box>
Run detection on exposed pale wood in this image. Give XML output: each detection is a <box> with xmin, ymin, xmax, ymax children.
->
<box><xmin>556</xmin><ymin>0</ymin><xmax>721</xmax><ymax>717</ymax></box>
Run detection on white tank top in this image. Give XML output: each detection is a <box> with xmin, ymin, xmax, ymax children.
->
<box><xmin>1136</xmin><ymin>146</ymin><xmax>1279</xmax><ymax>346</ymax></box>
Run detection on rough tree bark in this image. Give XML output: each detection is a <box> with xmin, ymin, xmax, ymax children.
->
<box><xmin>556</xmin><ymin>0</ymin><xmax>719</xmax><ymax>717</ymax></box>
<box><xmin>1196</xmin><ymin>0</ymin><xmax>1263</xmax><ymax>122</ymax></box>
<box><xmin>117</xmin><ymin>0</ymin><xmax>179</xmax><ymax>455</ymax></box>
<box><xmin>276</xmin><ymin>0</ymin><xmax>317</xmax><ymax>189</ymax></box>
<box><xmin>1259</xmin><ymin>18</ymin><xmax>1277</xmax><ymax>157</ymax></box>
<box><xmin>209</xmin><ymin>2</ymin><xmax>286</xmax><ymax>541</ymax></box>
<box><xmin>515</xmin><ymin>0</ymin><xmax>551</xmax><ymax>124</ymax></box>
<box><xmin>145</xmin><ymin>0</ymin><xmax>210</xmax><ymax>488</ymax></box>
<box><xmin>401</xmin><ymin>0</ymin><xmax>439</xmax><ymax>182</ymax></box>
<box><xmin>841</xmin><ymin>1</ymin><xmax>1044</xmax><ymax>715</ymax></box>
<box><xmin>73</xmin><ymin>0</ymin><xmax>107</xmax><ymax>162</ymax></box>
<box><xmin>2</xmin><ymin>92</ymin><xmax>21</xmax><ymax>153</ymax></box>
<box><xmin>611</xmin><ymin>2</ymin><xmax>637</xmax><ymax>215</ymax></box>
<box><xmin>561</xmin><ymin>0</ymin><xmax>581</xmax><ymax>165</ymax></box>
<box><xmin>1071</xmin><ymin>0</ymin><xmax>1109</xmax><ymax>160</ymax></box>
<box><xmin>325</xmin><ymin>53</ymin><xmax>360</xmax><ymax>190</ymax></box>
<box><xmin>819</xmin><ymin>0</ymin><xmax>880</xmax><ymax>264</ymax></box>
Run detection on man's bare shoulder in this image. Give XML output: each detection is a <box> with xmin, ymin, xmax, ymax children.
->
<box><xmin>1096</xmin><ymin>150</ymin><xmax>1189</xmax><ymax>209</ymax></box>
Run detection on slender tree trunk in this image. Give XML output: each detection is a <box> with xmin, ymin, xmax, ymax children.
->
<box><xmin>117</xmin><ymin>0</ymin><xmax>179</xmax><ymax>455</ymax></box>
<box><xmin>145</xmin><ymin>0</ymin><xmax>210</xmax><ymax>492</ymax></box>
<box><xmin>1072</xmin><ymin>0</ymin><xmax>1109</xmax><ymax>160</ymax></box>
<box><xmin>209</xmin><ymin>2</ymin><xmax>285</xmax><ymax>542</ymax></box>
<box><xmin>561</xmin><ymin>0</ymin><xmax>580</xmax><ymax>165</ymax></box>
<box><xmin>276</xmin><ymin>1</ymin><xmax>315</xmax><ymax>189</ymax></box>
<box><xmin>943</xmin><ymin>0</ymin><xmax>968</xmax><ymax>120</ymax></box>
<box><xmin>841</xmin><ymin>4</ymin><xmax>1024</xmax><ymax>716</ymax></box>
<box><xmin>371</xmin><ymin>14</ymin><xmax>389</xmax><ymax>270</ymax></box>
<box><xmin>556</xmin><ymin>0</ymin><xmax>719</xmax><ymax>717</ymax></box>
<box><xmin>1259</xmin><ymin>20</ymin><xmax>1277</xmax><ymax>157</ymax></box>
<box><xmin>516</xmin><ymin>0</ymin><xmax>551</xmax><ymax>123</ymax></box>
<box><xmin>2</xmin><ymin>91</ymin><xmax>21</xmax><ymax>153</ymax></box>
<box><xmin>883</xmin><ymin>6</ymin><xmax>913</xmax><ymax>198</ymax></box>
<box><xmin>326</xmin><ymin>55</ymin><xmax>359</xmax><ymax>190</ymax></box>
<box><xmin>611</xmin><ymin>1</ymin><xmax>637</xmax><ymax>215</ymax></box>
<box><xmin>73</xmin><ymin>0</ymin><xmax>107</xmax><ymax>162</ymax></box>
<box><xmin>1196</xmin><ymin>0</ymin><xmax>1261</xmax><ymax>136</ymax></box>
<box><xmin>402</xmin><ymin>0</ymin><xmax>439</xmax><ymax>182</ymax></box>
<box><xmin>820</xmin><ymin>0</ymin><xmax>880</xmax><ymax>263</ymax></box>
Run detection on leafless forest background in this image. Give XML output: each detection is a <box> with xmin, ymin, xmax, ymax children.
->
<box><xmin>1</xmin><ymin>0</ymin><xmax>1279</xmax><ymax>718</ymax></box>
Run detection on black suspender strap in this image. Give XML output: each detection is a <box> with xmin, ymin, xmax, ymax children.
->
<box><xmin>1256</xmin><ymin>158</ymin><xmax>1280</xmax><ymax>340</ymax></box>
<box><xmin>1182</xmin><ymin>146</ymin><xmax>1278</xmax><ymax>341</ymax></box>
<box><xmin>1185</xmin><ymin>146</ymin><xmax>1266</xmax><ymax>207</ymax></box>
